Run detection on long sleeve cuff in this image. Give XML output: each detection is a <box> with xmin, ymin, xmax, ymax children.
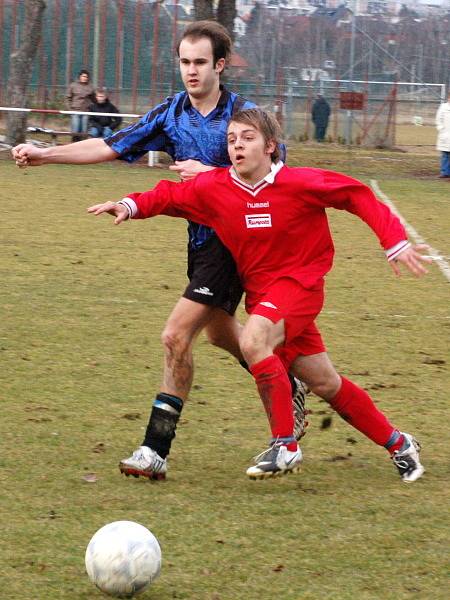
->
<box><xmin>117</xmin><ymin>197</ymin><xmax>138</xmax><ymax>219</ymax></box>
<box><xmin>385</xmin><ymin>240</ymin><xmax>411</xmax><ymax>261</ymax></box>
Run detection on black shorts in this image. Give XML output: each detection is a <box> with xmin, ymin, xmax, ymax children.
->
<box><xmin>183</xmin><ymin>234</ymin><xmax>244</xmax><ymax>316</ymax></box>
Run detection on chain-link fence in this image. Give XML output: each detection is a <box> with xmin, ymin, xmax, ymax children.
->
<box><xmin>0</xmin><ymin>0</ymin><xmax>446</xmax><ymax>147</ymax></box>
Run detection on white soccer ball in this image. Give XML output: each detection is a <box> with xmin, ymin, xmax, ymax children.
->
<box><xmin>85</xmin><ymin>520</ymin><xmax>162</xmax><ymax>598</ymax></box>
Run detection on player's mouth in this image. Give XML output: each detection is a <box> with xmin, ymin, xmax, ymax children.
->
<box><xmin>235</xmin><ymin>153</ymin><xmax>245</xmax><ymax>163</ymax></box>
<box><xmin>188</xmin><ymin>79</ymin><xmax>199</xmax><ymax>86</ymax></box>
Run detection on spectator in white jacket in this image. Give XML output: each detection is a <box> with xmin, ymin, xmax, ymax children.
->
<box><xmin>436</xmin><ymin>91</ymin><xmax>450</xmax><ymax>179</ymax></box>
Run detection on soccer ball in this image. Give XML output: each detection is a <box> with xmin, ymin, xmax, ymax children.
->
<box><xmin>85</xmin><ymin>520</ymin><xmax>162</xmax><ymax>598</ymax></box>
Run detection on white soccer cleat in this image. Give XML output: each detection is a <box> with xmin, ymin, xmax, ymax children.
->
<box><xmin>392</xmin><ymin>433</ymin><xmax>425</xmax><ymax>483</ymax></box>
<box><xmin>246</xmin><ymin>442</ymin><xmax>303</xmax><ymax>480</ymax></box>
<box><xmin>119</xmin><ymin>446</ymin><xmax>167</xmax><ymax>481</ymax></box>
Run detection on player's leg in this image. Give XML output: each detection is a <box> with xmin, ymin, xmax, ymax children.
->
<box><xmin>119</xmin><ymin>297</ymin><xmax>214</xmax><ymax>480</ymax></box>
<box><xmin>240</xmin><ymin>314</ymin><xmax>302</xmax><ymax>480</ymax></box>
<box><xmin>291</xmin><ymin>352</ymin><xmax>424</xmax><ymax>482</ymax></box>
<box><xmin>160</xmin><ymin>297</ymin><xmax>213</xmax><ymax>399</ymax></box>
<box><xmin>204</xmin><ymin>262</ymin><xmax>309</xmax><ymax>442</ymax></box>
<box><xmin>119</xmin><ymin>235</ymin><xmax>242</xmax><ymax>480</ymax></box>
<box><xmin>204</xmin><ymin>307</ymin><xmax>244</xmax><ymax>361</ymax></box>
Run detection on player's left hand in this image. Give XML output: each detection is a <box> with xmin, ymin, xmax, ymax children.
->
<box><xmin>169</xmin><ymin>159</ymin><xmax>214</xmax><ymax>181</ymax></box>
<box><xmin>390</xmin><ymin>244</ymin><xmax>432</xmax><ymax>278</ymax></box>
<box><xmin>87</xmin><ymin>201</ymin><xmax>129</xmax><ymax>225</ymax></box>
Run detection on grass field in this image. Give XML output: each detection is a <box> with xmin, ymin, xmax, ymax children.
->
<box><xmin>0</xmin><ymin>144</ymin><xmax>449</xmax><ymax>600</ymax></box>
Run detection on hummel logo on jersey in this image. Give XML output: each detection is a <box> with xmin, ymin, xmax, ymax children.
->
<box><xmin>193</xmin><ymin>286</ymin><xmax>214</xmax><ymax>296</ymax></box>
<box><xmin>245</xmin><ymin>214</ymin><xmax>272</xmax><ymax>228</ymax></box>
<box><xmin>260</xmin><ymin>301</ymin><xmax>277</xmax><ymax>309</ymax></box>
<box><xmin>247</xmin><ymin>201</ymin><xmax>269</xmax><ymax>208</ymax></box>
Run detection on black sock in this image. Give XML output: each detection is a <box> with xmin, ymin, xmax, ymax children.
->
<box><xmin>142</xmin><ymin>393</ymin><xmax>183</xmax><ymax>459</ymax></box>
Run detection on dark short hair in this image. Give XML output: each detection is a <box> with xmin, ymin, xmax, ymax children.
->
<box><xmin>177</xmin><ymin>20</ymin><xmax>232</xmax><ymax>65</ymax></box>
<box><xmin>78</xmin><ymin>69</ymin><xmax>90</xmax><ymax>78</ymax></box>
<box><xmin>229</xmin><ymin>109</ymin><xmax>283</xmax><ymax>162</ymax></box>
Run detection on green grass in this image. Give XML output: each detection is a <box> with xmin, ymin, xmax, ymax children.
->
<box><xmin>0</xmin><ymin>147</ymin><xmax>448</xmax><ymax>600</ymax></box>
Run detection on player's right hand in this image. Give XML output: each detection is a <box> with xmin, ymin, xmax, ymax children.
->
<box><xmin>11</xmin><ymin>144</ymin><xmax>45</xmax><ymax>167</ymax></box>
<box><xmin>87</xmin><ymin>201</ymin><xmax>129</xmax><ymax>225</ymax></box>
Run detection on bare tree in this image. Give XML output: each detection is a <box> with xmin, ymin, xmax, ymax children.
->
<box><xmin>193</xmin><ymin>0</ymin><xmax>214</xmax><ymax>21</ymax></box>
<box><xmin>6</xmin><ymin>0</ymin><xmax>46</xmax><ymax>145</ymax></box>
<box><xmin>193</xmin><ymin>0</ymin><xmax>236</xmax><ymax>39</ymax></box>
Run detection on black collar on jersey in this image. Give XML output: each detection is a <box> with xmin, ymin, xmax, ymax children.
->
<box><xmin>182</xmin><ymin>85</ymin><xmax>230</xmax><ymax>111</ymax></box>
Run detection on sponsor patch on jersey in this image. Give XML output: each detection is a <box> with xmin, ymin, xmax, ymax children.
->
<box><xmin>245</xmin><ymin>214</ymin><xmax>272</xmax><ymax>228</ymax></box>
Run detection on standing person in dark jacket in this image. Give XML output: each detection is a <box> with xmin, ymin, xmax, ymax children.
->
<box><xmin>311</xmin><ymin>94</ymin><xmax>331</xmax><ymax>142</ymax></box>
<box><xmin>66</xmin><ymin>69</ymin><xmax>95</xmax><ymax>142</ymax></box>
<box><xmin>88</xmin><ymin>89</ymin><xmax>123</xmax><ymax>139</ymax></box>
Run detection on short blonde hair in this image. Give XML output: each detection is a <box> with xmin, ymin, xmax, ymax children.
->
<box><xmin>229</xmin><ymin>109</ymin><xmax>283</xmax><ymax>162</ymax></box>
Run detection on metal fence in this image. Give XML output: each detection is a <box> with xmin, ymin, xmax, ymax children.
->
<box><xmin>0</xmin><ymin>0</ymin><xmax>445</xmax><ymax>147</ymax></box>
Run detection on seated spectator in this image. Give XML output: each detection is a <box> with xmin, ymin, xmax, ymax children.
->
<box><xmin>88</xmin><ymin>89</ymin><xmax>122</xmax><ymax>139</ymax></box>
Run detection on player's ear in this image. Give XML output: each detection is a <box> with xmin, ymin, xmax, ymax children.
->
<box><xmin>215</xmin><ymin>58</ymin><xmax>225</xmax><ymax>74</ymax></box>
<box><xmin>265</xmin><ymin>139</ymin><xmax>277</xmax><ymax>155</ymax></box>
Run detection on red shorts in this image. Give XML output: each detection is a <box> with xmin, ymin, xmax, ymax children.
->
<box><xmin>249</xmin><ymin>278</ymin><xmax>326</xmax><ymax>370</ymax></box>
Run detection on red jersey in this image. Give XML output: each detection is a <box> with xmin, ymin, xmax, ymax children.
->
<box><xmin>122</xmin><ymin>163</ymin><xmax>407</xmax><ymax>311</ymax></box>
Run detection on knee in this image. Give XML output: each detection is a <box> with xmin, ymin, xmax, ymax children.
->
<box><xmin>205</xmin><ymin>327</ymin><xmax>223</xmax><ymax>349</ymax></box>
<box><xmin>161</xmin><ymin>324</ymin><xmax>191</xmax><ymax>357</ymax></box>
<box><xmin>309</xmin><ymin>374</ymin><xmax>341</xmax><ymax>402</ymax></box>
<box><xmin>239</xmin><ymin>333</ymin><xmax>259</xmax><ymax>365</ymax></box>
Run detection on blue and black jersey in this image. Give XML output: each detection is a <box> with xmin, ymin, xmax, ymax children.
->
<box><xmin>105</xmin><ymin>87</ymin><xmax>256</xmax><ymax>249</ymax></box>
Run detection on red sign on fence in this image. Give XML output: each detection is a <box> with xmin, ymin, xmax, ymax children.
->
<box><xmin>339</xmin><ymin>92</ymin><xmax>365</xmax><ymax>110</ymax></box>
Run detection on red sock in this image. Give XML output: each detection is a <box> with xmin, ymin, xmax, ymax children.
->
<box><xmin>329</xmin><ymin>377</ymin><xmax>397</xmax><ymax>448</ymax></box>
<box><xmin>385</xmin><ymin>432</ymin><xmax>405</xmax><ymax>454</ymax></box>
<box><xmin>250</xmin><ymin>355</ymin><xmax>296</xmax><ymax>450</ymax></box>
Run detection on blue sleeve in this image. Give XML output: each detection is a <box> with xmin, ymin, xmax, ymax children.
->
<box><xmin>243</xmin><ymin>99</ymin><xmax>257</xmax><ymax>110</ymax></box>
<box><xmin>104</xmin><ymin>98</ymin><xmax>174</xmax><ymax>163</ymax></box>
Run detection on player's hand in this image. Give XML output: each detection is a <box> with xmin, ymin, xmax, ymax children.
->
<box><xmin>11</xmin><ymin>144</ymin><xmax>45</xmax><ymax>167</ymax></box>
<box><xmin>87</xmin><ymin>201</ymin><xmax>129</xmax><ymax>225</ymax></box>
<box><xmin>169</xmin><ymin>159</ymin><xmax>214</xmax><ymax>181</ymax></box>
<box><xmin>390</xmin><ymin>244</ymin><xmax>432</xmax><ymax>278</ymax></box>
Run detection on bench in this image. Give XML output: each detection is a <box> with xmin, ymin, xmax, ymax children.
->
<box><xmin>27</xmin><ymin>126</ymin><xmax>88</xmax><ymax>145</ymax></box>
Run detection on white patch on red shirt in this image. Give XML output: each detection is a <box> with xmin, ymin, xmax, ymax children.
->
<box><xmin>245</xmin><ymin>214</ymin><xmax>272</xmax><ymax>228</ymax></box>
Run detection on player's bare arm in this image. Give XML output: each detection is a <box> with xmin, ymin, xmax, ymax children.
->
<box><xmin>389</xmin><ymin>244</ymin><xmax>432</xmax><ymax>278</ymax></box>
<box><xmin>87</xmin><ymin>201</ymin><xmax>129</xmax><ymax>225</ymax></box>
<box><xmin>12</xmin><ymin>138</ymin><xmax>118</xmax><ymax>167</ymax></box>
<box><xmin>169</xmin><ymin>159</ymin><xmax>215</xmax><ymax>181</ymax></box>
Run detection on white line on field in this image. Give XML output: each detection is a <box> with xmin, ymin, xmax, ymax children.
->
<box><xmin>370</xmin><ymin>179</ymin><xmax>450</xmax><ymax>283</ymax></box>
<box><xmin>321</xmin><ymin>310</ymin><xmax>450</xmax><ymax>319</ymax></box>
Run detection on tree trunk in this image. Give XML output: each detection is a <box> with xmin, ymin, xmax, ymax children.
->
<box><xmin>193</xmin><ymin>0</ymin><xmax>236</xmax><ymax>39</ymax></box>
<box><xmin>193</xmin><ymin>0</ymin><xmax>214</xmax><ymax>21</ymax></box>
<box><xmin>6</xmin><ymin>0</ymin><xmax>46</xmax><ymax>145</ymax></box>
<box><xmin>217</xmin><ymin>0</ymin><xmax>236</xmax><ymax>41</ymax></box>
